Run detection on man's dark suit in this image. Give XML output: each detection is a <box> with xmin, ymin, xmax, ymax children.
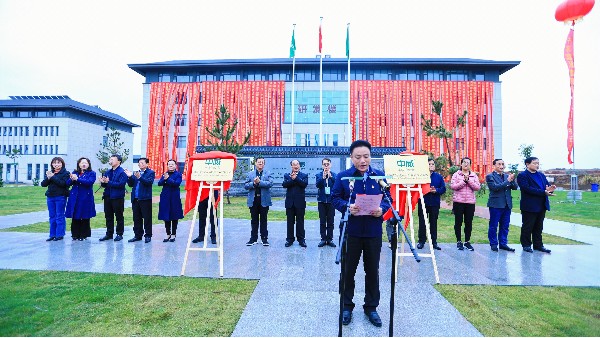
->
<box><xmin>517</xmin><ymin>170</ymin><xmax>551</xmax><ymax>249</ymax></box>
<box><xmin>486</xmin><ymin>171</ymin><xmax>518</xmax><ymax>247</ymax></box>
<box><xmin>282</xmin><ymin>171</ymin><xmax>308</xmax><ymax>243</ymax></box>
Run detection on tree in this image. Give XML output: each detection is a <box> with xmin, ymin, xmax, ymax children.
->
<box><xmin>421</xmin><ymin>100</ymin><xmax>467</xmax><ymax>167</ymax></box>
<box><xmin>96</xmin><ymin>127</ymin><xmax>130</xmax><ymax>175</ymax></box>
<box><xmin>5</xmin><ymin>148</ymin><xmax>22</xmax><ymax>183</ymax></box>
<box><xmin>202</xmin><ymin>104</ymin><xmax>251</xmax><ymax>204</ymax></box>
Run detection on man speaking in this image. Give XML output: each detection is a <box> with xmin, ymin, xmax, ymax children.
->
<box><xmin>332</xmin><ymin>140</ymin><xmax>390</xmax><ymax>328</ymax></box>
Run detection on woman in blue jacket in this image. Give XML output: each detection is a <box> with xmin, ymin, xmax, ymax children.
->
<box><xmin>65</xmin><ymin>157</ymin><xmax>97</xmax><ymax>241</ymax></box>
<box><xmin>41</xmin><ymin>157</ymin><xmax>71</xmax><ymax>241</ymax></box>
<box><xmin>157</xmin><ymin>160</ymin><xmax>184</xmax><ymax>242</ymax></box>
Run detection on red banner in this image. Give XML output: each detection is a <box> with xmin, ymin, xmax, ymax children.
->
<box><xmin>565</xmin><ymin>28</ymin><xmax>575</xmax><ymax>164</ymax></box>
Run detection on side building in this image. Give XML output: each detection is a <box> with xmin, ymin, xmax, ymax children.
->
<box><xmin>0</xmin><ymin>96</ymin><xmax>139</xmax><ymax>184</ymax></box>
<box><xmin>128</xmin><ymin>58</ymin><xmax>519</xmax><ymax>176</ymax></box>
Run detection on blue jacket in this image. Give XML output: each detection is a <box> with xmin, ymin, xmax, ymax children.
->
<box><xmin>127</xmin><ymin>168</ymin><xmax>155</xmax><ymax>202</ymax></box>
<box><xmin>332</xmin><ymin>166</ymin><xmax>391</xmax><ymax>238</ymax></box>
<box><xmin>283</xmin><ymin>171</ymin><xmax>308</xmax><ymax>208</ymax></box>
<box><xmin>422</xmin><ymin>171</ymin><xmax>446</xmax><ymax>207</ymax></box>
<box><xmin>517</xmin><ymin>170</ymin><xmax>551</xmax><ymax>212</ymax></box>
<box><xmin>244</xmin><ymin>170</ymin><xmax>273</xmax><ymax>207</ymax></box>
<box><xmin>65</xmin><ymin>170</ymin><xmax>97</xmax><ymax>219</ymax></box>
<box><xmin>315</xmin><ymin>170</ymin><xmax>336</xmax><ymax>203</ymax></box>
<box><xmin>486</xmin><ymin>171</ymin><xmax>518</xmax><ymax>209</ymax></box>
<box><xmin>157</xmin><ymin>170</ymin><xmax>184</xmax><ymax>221</ymax></box>
<box><xmin>101</xmin><ymin>166</ymin><xmax>128</xmax><ymax>200</ymax></box>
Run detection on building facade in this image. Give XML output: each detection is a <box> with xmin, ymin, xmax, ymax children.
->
<box><xmin>128</xmin><ymin>58</ymin><xmax>519</xmax><ymax>176</ymax></box>
<box><xmin>0</xmin><ymin>96</ymin><xmax>138</xmax><ymax>184</ymax></box>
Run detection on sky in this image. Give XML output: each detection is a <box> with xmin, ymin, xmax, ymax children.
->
<box><xmin>1</xmin><ymin>0</ymin><xmax>599</xmax><ymax>170</ymax></box>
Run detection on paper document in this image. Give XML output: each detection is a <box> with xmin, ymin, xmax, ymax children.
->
<box><xmin>354</xmin><ymin>194</ymin><xmax>383</xmax><ymax>216</ymax></box>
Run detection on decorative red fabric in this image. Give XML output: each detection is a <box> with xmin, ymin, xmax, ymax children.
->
<box><xmin>183</xmin><ymin>151</ymin><xmax>237</xmax><ymax>215</ymax></box>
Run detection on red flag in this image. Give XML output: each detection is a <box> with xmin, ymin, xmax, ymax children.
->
<box><xmin>564</xmin><ymin>28</ymin><xmax>575</xmax><ymax>164</ymax></box>
<box><xmin>318</xmin><ymin>21</ymin><xmax>322</xmax><ymax>53</ymax></box>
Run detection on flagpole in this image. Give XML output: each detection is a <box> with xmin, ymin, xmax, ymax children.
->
<box><xmin>290</xmin><ymin>24</ymin><xmax>296</xmax><ymax>146</ymax></box>
<box><xmin>319</xmin><ymin>16</ymin><xmax>323</xmax><ymax>146</ymax></box>
<box><xmin>346</xmin><ymin>23</ymin><xmax>351</xmax><ymax>146</ymax></box>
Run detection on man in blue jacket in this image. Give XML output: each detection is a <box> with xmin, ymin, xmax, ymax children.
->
<box><xmin>283</xmin><ymin>159</ymin><xmax>309</xmax><ymax>247</ymax></box>
<box><xmin>332</xmin><ymin>140</ymin><xmax>390</xmax><ymax>328</ymax></box>
<box><xmin>99</xmin><ymin>154</ymin><xmax>128</xmax><ymax>242</ymax></box>
<box><xmin>486</xmin><ymin>158</ymin><xmax>518</xmax><ymax>252</ymax></box>
<box><xmin>316</xmin><ymin>157</ymin><xmax>337</xmax><ymax>248</ymax></box>
<box><xmin>517</xmin><ymin>156</ymin><xmax>556</xmax><ymax>253</ymax></box>
<box><xmin>126</xmin><ymin>157</ymin><xmax>155</xmax><ymax>243</ymax></box>
<box><xmin>417</xmin><ymin>158</ymin><xmax>446</xmax><ymax>250</ymax></box>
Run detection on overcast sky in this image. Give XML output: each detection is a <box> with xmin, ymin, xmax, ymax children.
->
<box><xmin>1</xmin><ymin>0</ymin><xmax>598</xmax><ymax>170</ymax></box>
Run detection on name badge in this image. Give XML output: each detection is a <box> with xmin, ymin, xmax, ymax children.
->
<box><xmin>325</xmin><ymin>187</ymin><xmax>331</xmax><ymax>195</ymax></box>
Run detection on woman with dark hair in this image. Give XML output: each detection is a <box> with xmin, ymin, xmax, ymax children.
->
<box><xmin>450</xmin><ymin>157</ymin><xmax>481</xmax><ymax>251</ymax></box>
<box><xmin>65</xmin><ymin>157</ymin><xmax>97</xmax><ymax>240</ymax></box>
<box><xmin>157</xmin><ymin>160</ymin><xmax>184</xmax><ymax>242</ymax></box>
<box><xmin>41</xmin><ymin>157</ymin><xmax>71</xmax><ymax>241</ymax></box>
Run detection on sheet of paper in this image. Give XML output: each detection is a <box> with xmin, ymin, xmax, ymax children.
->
<box><xmin>354</xmin><ymin>194</ymin><xmax>383</xmax><ymax>216</ymax></box>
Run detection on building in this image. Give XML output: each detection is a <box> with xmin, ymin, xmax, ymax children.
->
<box><xmin>128</xmin><ymin>58</ymin><xmax>519</xmax><ymax>175</ymax></box>
<box><xmin>0</xmin><ymin>96</ymin><xmax>138</xmax><ymax>183</ymax></box>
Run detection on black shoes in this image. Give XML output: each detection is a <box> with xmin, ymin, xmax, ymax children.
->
<box><xmin>192</xmin><ymin>236</ymin><xmax>204</xmax><ymax>243</ymax></box>
<box><xmin>534</xmin><ymin>246</ymin><xmax>551</xmax><ymax>253</ymax></box>
<box><xmin>114</xmin><ymin>235</ymin><xmax>123</xmax><ymax>242</ymax></box>
<box><xmin>99</xmin><ymin>235</ymin><xmax>113</xmax><ymax>241</ymax></box>
<box><xmin>128</xmin><ymin>237</ymin><xmax>142</xmax><ymax>243</ymax></box>
<box><xmin>499</xmin><ymin>244</ymin><xmax>516</xmax><ymax>252</ymax></box>
<box><xmin>464</xmin><ymin>242</ymin><xmax>474</xmax><ymax>251</ymax></box>
<box><xmin>163</xmin><ymin>236</ymin><xmax>172</xmax><ymax>243</ymax></box>
<box><xmin>284</xmin><ymin>241</ymin><xmax>293</xmax><ymax>247</ymax></box>
<box><xmin>169</xmin><ymin>236</ymin><xmax>176</xmax><ymax>242</ymax></box>
<box><xmin>144</xmin><ymin>237</ymin><xmax>151</xmax><ymax>243</ymax></box>
<box><xmin>491</xmin><ymin>245</ymin><xmax>499</xmax><ymax>252</ymax></box>
<box><xmin>326</xmin><ymin>241</ymin><xmax>336</xmax><ymax>248</ymax></box>
<box><xmin>299</xmin><ymin>240</ymin><xmax>307</xmax><ymax>248</ymax></box>
<box><xmin>416</xmin><ymin>242</ymin><xmax>424</xmax><ymax>249</ymax></box>
<box><xmin>457</xmin><ymin>241</ymin><xmax>464</xmax><ymax>250</ymax></box>
<box><xmin>211</xmin><ymin>238</ymin><xmax>217</xmax><ymax>245</ymax></box>
<box><xmin>261</xmin><ymin>238</ymin><xmax>269</xmax><ymax>246</ymax></box>
<box><xmin>432</xmin><ymin>244</ymin><xmax>441</xmax><ymax>250</ymax></box>
<box><xmin>246</xmin><ymin>239</ymin><xmax>257</xmax><ymax>246</ymax></box>
<box><xmin>318</xmin><ymin>240</ymin><xmax>327</xmax><ymax>247</ymax></box>
<box><xmin>342</xmin><ymin>310</ymin><xmax>352</xmax><ymax>325</ymax></box>
<box><xmin>523</xmin><ymin>246</ymin><xmax>534</xmax><ymax>253</ymax></box>
<box><xmin>46</xmin><ymin>237</ymin><xmax>55</xmax><ymax>242</ymax></box>
<box><xmin>365</xmin><ymin>311</ymin><xmax>382</xmax><ymax>327</ymax></box>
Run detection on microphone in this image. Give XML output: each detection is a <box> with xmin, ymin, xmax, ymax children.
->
<box><xmin>349</xmin><ymin>179</ymin><xmax>355</xmax><ymax>192</ymax></box>
<box><xmin>376</xmin><ymin>179</ymin><xmax>390</xmax><ymax>191</ymax></box>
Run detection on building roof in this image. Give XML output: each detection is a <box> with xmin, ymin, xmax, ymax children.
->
<box><xmin>128</xmin><ymin>57</ymin><xmax>520</xmax><ymax>77</ymax></box>
<box><xmin>0</xmin><ymin>96</ymin><xmax>139</xmax><ymax>127</ymax></box>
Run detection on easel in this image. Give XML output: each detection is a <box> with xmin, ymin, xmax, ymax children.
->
<box><xmin>181</xmin><ymin>181</ymin><xmax>225</xmax><ymax>277</ymax></box>
<box><xmin>394</xmin><ymin>183</ymin><xmax>440</xmax><ymax>284</ymax></box>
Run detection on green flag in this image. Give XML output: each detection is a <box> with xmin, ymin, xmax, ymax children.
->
<box><xmin>345</xmin><ymin>25</ymin><xmax>350</xmax><ymax>58</ymax></box>
<box><xmin>290</xmin><ymin>30</ymin><xmax>296</xmax><ymax>58</ymax></box>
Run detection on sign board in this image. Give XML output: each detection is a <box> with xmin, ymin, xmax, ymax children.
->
<box><xmin>191</xmin><ymin>158</ymin><xmax>235</xmax><ymax>182</ymax></box>
<box><xmin>383</xmin><ymin>154</ymin><xmax>430</xmax><ymax>184</ymax></box>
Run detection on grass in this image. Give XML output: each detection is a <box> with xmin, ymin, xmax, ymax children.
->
<box><xmin>0</xmin><ymin>269</ymin><xmax>257</xmax><ymax>337</ymax></box>
<box><xmin>435</xmin><ymin>284</ymin><xmax>600</xmax><ymax>337</ymax></box>
<box><xmin>474</xmin><ymin>190</ymin><xmax>600</xmax><ymax>227</ymax></box>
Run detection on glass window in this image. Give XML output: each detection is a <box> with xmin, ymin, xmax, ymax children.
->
<box><xmin>45</xmin><ymin>127</ymin><xmax>49</xmax><ymax>136</ymax></box>
<box><xmin>33</xmin><ymin>145</ymin><xmax>37</xmax><ymax>154</ymax></box>
<box><xmin>27</xmin><ymin>164</ymin><xmax>32</xmax><ymax>180</ymax></box>
<box><xmin>314</xmin><ymin>134</ymin><xmax>319</xmax><ymax>146</ymax></box>
<box><xmin>8</xmin><ymin>127</ymin><xmax>12</xmax><ymax>136</ymax></box>
<box><xmin>305</xmin><ymin>133</ymin><xmax>310</xmax><ymax>146</ymax></box>
<box><xmin>177</xmin><ymin>136</ymin><xmax>187</xmax><ymax>148</ymax></box>
<box><xmin>44</xmin><ymin>145</ymin><xmax>48</xmax><ymax>154</ymax></box>
<box><xmin>178</xmin><ymin>162</ymin><xmax>185</xmax><ymax>173</ymax></box>
<box><xmin>37</xmin><ymin>111</ymin><xmax>48</xmax><ymax>118</ymax></box>
<box><xmin>34</xmin><ymin>126</ymin><xmax>37</xmax><ymax>136</ymax></box>
<box><xmin>175</xmin><ymin>73</ymin><xmax>190</xmax><ymax>82</ymax></box>
<box><xmin>44</xmin><ymin>164</ymin><xmax>48</xmax><ymax>174</ymax></box>
<box><xmin>159</xmin><ymin>73</ymin><xmax>172</xmax><ymax>82</ymax></box>
<box><xmin>24</xmin><ymin>145</ymin><xmax>28</xmax><ymax>154</ymax></box>
<box><xmin>56</xmin><ymin>126</ymin><xmax>59</xmax><ymax>136</ymax></box>
<box><xmin>55</xmin><ymin>111</ymin><xmax>65</xmax><ymax>117</ymax></box>
<box><xmin>19</xmin><ymin>145</ymin><xmax>22</xmax><ymax>153</ymax></box>
<box><xmin>25</xmin><ymin>127</ymin><xmax>29</xmax><ymax>136</ymax></box>
<box><xmin>333</xmin><ymin>134</ymin><xmax>338</xmax><ymax>146</ymax></box>
<box><xmin>36</xmin><ymin>164</ymin><xmax>40</xmax><ymax>179</ymax></box>
<box><xmin>55</xmin><ymin>145</ymin><xmax>58</xmax><ymax>154</ymax></box>
<box><xmin>295</xmin><ymin>133</ymin><xmax>301</xmax><ymax>146</ymax></box>
<box><xmin>50</xmin><ymin>127</ymin><xmax>54</xmax><ymax>136</ymax></box>
<box><xmin>175</xmin><ymin>114</ymin><xmax>187</xmax><ymax>126</ymax></box>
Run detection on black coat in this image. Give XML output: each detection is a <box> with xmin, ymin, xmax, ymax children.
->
<box><xmin>282</xmin><ymin>171</ymin><xmax>308</xmax><ymax>208</ymax></box>
<box><xmin>41</xmin><ymin>168</ymin><xmax>70</xmax><ymax>197</ymax></box>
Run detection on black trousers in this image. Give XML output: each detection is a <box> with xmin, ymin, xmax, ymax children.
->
<box><xmin>249</xmin><ymin>197</ymin><xmax>269</xmax><ymax>241</ymax></box>
<box><xmin>71</xmin><ymin>219</ymin><xmax>91</xmax><ymax>239</ymax></box>
<box><xmin>453</xmin><ymin>202</ymin><xmax>475</xmax><ymax>242</ymax></box>
<box><xmin>318</xmin><ymin>202</ymin><xmax>335</xmax><ymax>241</ymax></box>
<box><xmin>198</xmin><ymin>198</ymin><xmax>216</xmax><ymax>239</ymax></box>
<box><xmin>104</xmin><ymin>198</ymin><xmax>125</xmax><ymax>236</ymax></box>
<box><xmin>417</xmin><ymin>203</ymin><xmax>440</xmax><ymax>245</ymax></box>
<box><xmin>340</xmin><ymin>235</ymin><xmax>382</xmax><ymax>312</ymax></box>
<box><xmin>286</xmin><ymin>206</ymin><xmax>306</xmax><ymax>242</ymax></box>
<box><xmin>520</xmin><ymin>210</ymin><xmax>546</xmax><ymax>248</ymax></box>
<box><xmin>132</xmin><ymin>199</ymin><xmax>153</xmax><ymax>238</ymax></box>
<box><xmin>164</xmin><ymin>220</ymin><xmax>178</xmax><ymax>236</ymax></box>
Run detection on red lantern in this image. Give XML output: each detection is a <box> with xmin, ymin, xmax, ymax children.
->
<box><xmin>555</xmin><ymin>0</ymin><xmax>595</xmax><ymax>23</ymax></box>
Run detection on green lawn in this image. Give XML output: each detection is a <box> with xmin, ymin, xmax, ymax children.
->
<box><xmin>436</xmin><ymin>284</ymin><xmax>600</xmax><ymax>337</ymax></box>
<box><xmin>474</xmin><ymin>190</ymin><xmax>600</xmax><ymax>227</ymax></box>
<box><xmin>0</xmin><ymin>269</ymin><xmax>256</xmax><ymax>336</ymax></box>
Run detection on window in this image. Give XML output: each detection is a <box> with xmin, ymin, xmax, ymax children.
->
<box><xmin>19</xmin><ymin>127</ymin><xmax>23</xmax><ymax>136</ymax></box>
<box><xmin>27</xmin><ymin>164</ymin><xmax>32</xmax><ymax>180</ymax></box>
<box><xmin>333</xmin><ymin>134</ymin><xmax>339</xmax><ymax>147</ymax></box>
<box><xmin>25</xmin><ymin>127</ymin><xmax>29</xmax><ymax>136</ymax></box>
<box><xmin>55</xmin><ymin>111</ymin><xmax>65</xmax><ymax>117</ymax></box>
<box><xmin>159</xmin><ymin>73</ymin><xmax>171</xmax><ymax>82</ymax></box>
<box><xmin>19</xmin><ymin>145</ymin><xmax>22</xmax><ymax>153</ymax></box>
<box><xmin>24</xmin><ymin>145</ymin><xmax>29</xmax><ymax>154</ymax></box>
<box><xmin>175</xmin><ymin>114</ymin><xmax>187</xmax><ymax>126</ymax></box>
<box><xmin>8</xmin><ymin>127</ymin><xmax>12</xmax><ymax>136</ymax></box>
<box><xmin>34</xmin><ymin>126</ymin><xmax>37</xmax><ymax>136</ymax></box>
<box><xmin>43</xmin><ymin>164</ymin><xmax>48</xmax><ymax>174</ymax></box>
<box><xmin>305</xmin><ymin>133</ymin><xmax>310</xmax><ymax>146</ymax></box>
<box><xmin>50</xmin><ymin>145</ymin><xmax>53</xmax><ymax>154</ymax></box>
<box><xmin>177</xmin><ymin>136</ymin><xmax>187</xmax><ymax>148</ymax></box>
<box><xmin>56</xmin><ymin>126</ymin><xmax>59</xmax><ymax>136</ymax></box>
<box><xmin>50</xmin><ymin>126</ymin><xmax>54</xmax><ymax>136</ymax></box>
<box><xmin>44</xmin><ymin>145</ymin><xmax>48</xmax><ymax>154</ymax></box>
<box><xmin>33</xmin><ymin>145</ymin><xmax>37</xmax><ymax>154</ymax></box>
<box><xmin>295</xmin><ymin>133</ymin><xmax>301</xmax><ymax>146</ymax></box>
<box><xmin>18</xmin><ymin>111</ymin><xmax>31</xmax><ymax>118</ymax></box>
<box><xmin>37</xmin><ymin>111</ymin><xmax>48</xmax><ymax>118</ymax></box>
<box><xmin>45</xmin><ymin>127</ymin><xmax>49</xmax><ymax>136</ymax></box>
<box><xmin>55</xmin><ymin>145</ymin><xmax>58</xmax><ymax>154</ymax></box>
<box><xmin>177</xmin><ymin>162</ymin><xmax>185</xmax><ymax>173</ymax></box>
<box><xmin>36</xmin><ymin>164</ymin><xmax>40</xmax><ymax>179</ymax></box>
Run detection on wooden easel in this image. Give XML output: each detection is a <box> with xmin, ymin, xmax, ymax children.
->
<box><xmin>180</xmin><ymin>181</ymin><xmax>225</xmax><ymax>277</ymax></box>
<box><xmin>394</xmin><ymin>183</ymin><xmax>440</xmax><ymax>284</ymax></box>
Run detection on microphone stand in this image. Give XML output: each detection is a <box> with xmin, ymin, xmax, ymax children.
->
<box><xmin>335</xmin><ymin>181</ymin><xmax>353</xmax><ymax>337</ymax></box>
<box><xmin>381</xmin><ymin>187</ymin><xmax>420</xmax><ymax>337</ymax></box>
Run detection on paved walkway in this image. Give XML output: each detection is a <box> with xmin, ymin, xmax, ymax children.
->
<box><xmin>0</xmin><ymin>202</ymin><xmax>599</xmax><ymax>336</ymax></box>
